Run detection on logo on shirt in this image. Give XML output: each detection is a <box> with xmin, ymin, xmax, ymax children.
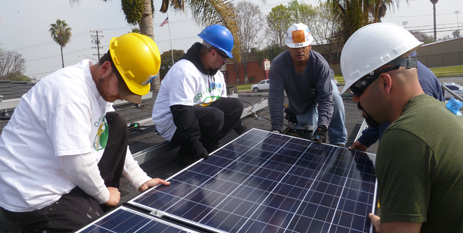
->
<box><xmin>93</xmin><ymin>108</ymin><xmax>108</xmax><ymax>151</ymax></box>
<box><xmin>193</xmin><ymin>82</ymin><xmax>223</xmax><ymax>106</ymax></box>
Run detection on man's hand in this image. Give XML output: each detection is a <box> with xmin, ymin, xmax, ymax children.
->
<box><xmin>369</xmin><ymin>213</ymin><xmax>381</xmax><ymax>232</ymax></box>
<box><xmin>349</xmin><ymin>140</ymin><xmax>368</xmax><ymax>151</ymax></box>
<box><xmin>138</xmin><ymin>178</ymin><xmax>171</xmax><ymax>192</ymax></box>
<box><xmin>272</xmin><ymin>129</ymin><xmax>281</xmax><ymax>134</ymax></box>
<box><xmin>311</xmin><ymin>125</ymin><xmax>328</xmax><ymax>143</ymax></box>
<box><xmin>104</xmin><ymin>187</ymin><xmax>120</xmax><ymax>207</ymax></box>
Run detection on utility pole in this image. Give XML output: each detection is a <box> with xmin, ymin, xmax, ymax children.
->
<box><xmin>455</xmin><ymin>11</ymin><xmax>460</xmax><ymax>32</ymax></box>
<box><xmin>90</xmin><ymin>30</ymin><xmax>104</xmax><ymax>60</ymax></box>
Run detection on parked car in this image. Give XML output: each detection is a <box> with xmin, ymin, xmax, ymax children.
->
<box><xmin>251</xmin><ymin>79</ymin><xmax>269</xmax><ymax>93</ymax></box>
<box><xmin>442</xmin><ymin>82</ymin><xmax>463</xmax><ymax>100</ymax></box>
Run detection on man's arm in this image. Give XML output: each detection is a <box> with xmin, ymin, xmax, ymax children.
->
<box><xmin>314</xmin><ymin>65</ymin><xmax>334</xmax><ymax>128</ymax></box>
<box><xmin>268</xmin><ymin>61</ymin><xmax>286</xmax><ymax>132</ymax></box>
<box><xmin>170</xmin><ymin>105</ymin><xmax>208</xmax><ymax>157</ymax></box>
<box><xmin>123</xmin><ymin>148</ymin><xmax>170</xmax><ymax>191</ymax></box>
<box><xmin>369</xmin><ymin>214</ymin><xmax>422</xmax><ymax>233</ymax></box>
<box><xmin>350</xmin><ymin>126</ymin><xmax>380</xmax><ymax>150</ymax></box>
<box><xmin>59</xmin><ymin>152</ymin><xmax>118</xmax><ymax>206</ymax></box>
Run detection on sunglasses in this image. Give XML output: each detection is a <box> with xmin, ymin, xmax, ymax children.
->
<box><xmin>215</xmin><ymin>49</ymin><xmax>229</xmax><ymax>59</ymax></box>
<box><xmin>350</xmin><ymin>65</ymin><xmax>400</xmax><ymax>97</ymax></box>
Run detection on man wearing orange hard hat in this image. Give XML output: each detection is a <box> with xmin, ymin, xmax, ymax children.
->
<box><xmin>0</xmin><ymin>33</ymin><xmax>170</xmax><ymax>231</ymax></box>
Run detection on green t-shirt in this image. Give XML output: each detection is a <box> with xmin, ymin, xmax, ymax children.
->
<box><xmin>377</xmin><ymin>94</ymin><xmax>463</xmax><ymax>233</ymax></box>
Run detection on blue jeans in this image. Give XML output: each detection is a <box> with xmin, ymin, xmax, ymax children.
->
<box><xmin>295</xmin><ymin>80</ymin><xmax>347</xmax><ymax>145</ymax></box>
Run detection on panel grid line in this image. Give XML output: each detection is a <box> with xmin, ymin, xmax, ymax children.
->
<box><xmin>127</xmin><ymin>129</ymin><xmax>377</xmax><ymax>233</ymax></box>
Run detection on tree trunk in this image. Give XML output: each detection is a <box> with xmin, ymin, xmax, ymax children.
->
<box><xmin>140</xmin><ymin>0</ymin><xmax>161</xmax><ymax>90</ymax></box>
<box><xmin>234</xmin><ymin>63</ymin><xmax>240</xmax><ymax>84</ymax></box>
<box><xmin>60</xmin><ymin>46</ymin><xmax>64</xmax><ymax>68</ymax></box>
<box><xmin>243</xmin><ymin>62</ymin><xmax>249</xmax><ymax>84</ymax></box>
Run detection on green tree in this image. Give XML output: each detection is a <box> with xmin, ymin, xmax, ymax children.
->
<box><xmin>256</xmin><ymin>44</ymin><xmax>286</xmax><ymax>62</ymax></box>
<box><xmin>49</xmin><ymin>19</ymin><xmax>72</xmax><ymax>68</ymax></box>
<box><xmin>266</xmin><ymin>4</ymin><xmax>292</xmax><ymax>47</ymax></box>
<box><xmin>287</xmin><ymin>0</ymin><xmax>316</xmax><ymax>24</ymax></box>
<box><xmin>159</xmin><ymin>49</ymin><xmax>185</xmax><ymax>78</ymax></box>
<box><xmin>309</xmin><ymin>2</ymin><xmax>343</xmax><ymax>66</ymax></box>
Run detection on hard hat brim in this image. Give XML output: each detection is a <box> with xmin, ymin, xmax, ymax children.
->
<box><xmin>117</xmin><ymin>75</ymin><xmax>143</xmax><ymax>104</ymax></box>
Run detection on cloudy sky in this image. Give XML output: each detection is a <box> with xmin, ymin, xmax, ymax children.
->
<box><xmin>0</xmin><ymin>0</ymin><xmax>461</xmax><ymax>80</ymax></box>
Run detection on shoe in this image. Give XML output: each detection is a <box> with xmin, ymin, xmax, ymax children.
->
<box><xmin>176</xmin><ymin>146</ymin><xmax>208</xmax><ymax>167</ymax></box>
<box><xmin>235</xmin><ymin>124</ymin><xmax>248</xmax><ymax>135</ymax></box>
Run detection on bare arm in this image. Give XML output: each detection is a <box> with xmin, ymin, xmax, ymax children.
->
<box><xmin>369</xmin><ymin>214</ymin><xmax>422</xmax><ymax>233</ymax></box>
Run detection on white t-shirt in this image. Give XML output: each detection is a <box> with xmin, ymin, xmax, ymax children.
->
<box><xmin>152</xmin><ymin>59</ymin><xmax>227</xmax><ymax>141</ymax></box>
<box><xmin>0</xmin><ymin>60</ymin><xmax>149</xmax><ymax>212</ymax></box>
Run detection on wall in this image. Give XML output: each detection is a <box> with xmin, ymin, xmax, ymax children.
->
<box><xmin>224</xmin><ymin>60</ymin><xmax>269</xmax><ymax>85</ymax></box>
<box><xmin>416</xmin><ymin>37</ymin><xmax>463</xmax><ymax>68</ymax></box>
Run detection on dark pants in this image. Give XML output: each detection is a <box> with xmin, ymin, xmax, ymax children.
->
<box><xmin>171</xmin><ymin>97</ymin><xmax>244</xmax><ymax>152</ymax></box>
<box><xmin>1</xmin><ymin>112</ymin><xmax>128</xmax><ymax>232</ymax></box>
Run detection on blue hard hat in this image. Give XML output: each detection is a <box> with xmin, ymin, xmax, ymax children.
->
<box><xmin>198</xmin><ymin>25</ymin><xmax>234</xmax><ymax>58</ymax></box>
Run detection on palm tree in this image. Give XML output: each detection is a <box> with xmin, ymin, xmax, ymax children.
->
<box><xmin>431</xmin><ymin>0</ymin><xmax>438</xmax><ymax>41</ymax></box>
<box><xmin>327</xmin><ymin>0</ymin><xmax>400</xmax><ymax>44</ymax></box>
<box><xmin>49</xmin><ymin>19</ymin><xmax>72</xmax><ymax>68</ymax></box>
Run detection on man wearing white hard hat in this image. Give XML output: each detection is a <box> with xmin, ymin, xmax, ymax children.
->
<box><xmin>268</xmin><ymin>23</ymin><xmax>347</xmax><ymax>146</ymax></box>
<box><xmin>341</xmin><ymin>22</ymin><xmax>463</xmax><ymax>232</ymax></box>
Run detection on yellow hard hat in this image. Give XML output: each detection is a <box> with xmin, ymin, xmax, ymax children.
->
<box><xmin>109</xmin><ymin>33</ymin><xmax>161</xmax><ymax>96</ymax></box>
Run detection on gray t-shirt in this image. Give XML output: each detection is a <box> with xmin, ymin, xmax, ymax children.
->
<box><xmin>268</xmin><ymin>50</ymin><xmax>334</xmax><ymax>131</ymax></box>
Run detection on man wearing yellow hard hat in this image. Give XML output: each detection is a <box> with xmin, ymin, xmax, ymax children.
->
<box><xmin>0</xmin><ymin>33</ymin><xmax>170</xmax><ymax>232</ymax></box>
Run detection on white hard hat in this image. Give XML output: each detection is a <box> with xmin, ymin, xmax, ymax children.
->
<box><xmin>340</xmin><ymin>22</ymin><xmax>423</xmax><ymax>94</ymax></box>
<box><xmin>285</xmin><ymin>23</ymin><xmax>314</xmax><ymax>48</ymax></box>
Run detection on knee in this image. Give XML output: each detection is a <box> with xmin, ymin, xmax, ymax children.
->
<box><xmin>228</xmin><ymin>98</ymin><xmax>244</xmax><ymax>113</ymax></box>
<box><xmin>205</xmin><ymin>108</ymin><xmax>225</xmax><ymax>128</ymax></box>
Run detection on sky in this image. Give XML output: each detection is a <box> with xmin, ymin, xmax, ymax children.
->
<box><xmin>0</xmin><ymin>0</ymin><xmax>462</xmax><ymax>80</ymax></box>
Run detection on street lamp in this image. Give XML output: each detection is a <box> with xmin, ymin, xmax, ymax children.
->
<box><xmin>455</xmin><ymin>11</ymin><xmax>460</xmax><ymax>32</ymax></box>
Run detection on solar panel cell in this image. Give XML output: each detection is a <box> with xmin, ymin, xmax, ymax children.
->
<box><xmin>128</xmin><ymin>129</ymin><xmax>377</xmax><ymax>233</ymax></box>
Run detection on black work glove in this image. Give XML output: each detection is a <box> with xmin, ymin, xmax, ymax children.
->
<box><xmin>311</xmin><ymin>125</ymin><xmax>328</xmax><ymax>143</ymax></box>
<box><xmin>193</xmin><ymin>146</ymin><xmax>209</xmax><ymax>160</ymax></box>
<box><xmin>284</xmin><ymin>108</ymin><xmax>297</xmax><ymax>124</ymax></box>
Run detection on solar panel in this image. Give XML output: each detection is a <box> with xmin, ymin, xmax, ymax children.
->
<box><xmin>128</xmin><ymin>128</ymin><xmax>377</xmax><ymax>233</ymax></box>
<box><xmin>75</xmin><ymin>206</ymin><xmax>199</xmax><ymax>233</ymax></box>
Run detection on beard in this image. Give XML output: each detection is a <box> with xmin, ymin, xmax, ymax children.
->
<box><xmin>357</xmin><ymin>103</ymin><xmax>381</xmax><ymax>127</ymax></box>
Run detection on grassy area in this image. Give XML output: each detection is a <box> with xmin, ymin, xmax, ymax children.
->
<box><xmin>429</xmin><ymin>66</ymin><xmax>463</xmax><ymax>78</ymax></box>
<box><xmin>231</xmin><ymin>65</ymin><xmax>463</xmax><ymax>92</ymax></box>
<box><xmin>234</xmin><ymin>83</ymin><xmax>254</xmax><ymax>91</ymax></box>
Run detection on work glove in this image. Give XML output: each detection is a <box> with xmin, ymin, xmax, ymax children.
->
<box><xmin>284</xmin><ymin>108</ymin><xmax>297</xmax><ymax>124</ymax></box>
<box><xmin>311</xmin><ymin>125</ymin><xmax>328</xmax><ymax>143</ymax></box>
<box><xmin>193</xmin><ymin>146</ymin><xmax>209</xmax><ymax>160</ymax></box>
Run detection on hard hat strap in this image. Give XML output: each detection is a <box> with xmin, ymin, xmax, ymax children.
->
<box><xmin>387</xmin><ymin>56</ymin><xmax>417</xmax><ymax>69</ymax></box>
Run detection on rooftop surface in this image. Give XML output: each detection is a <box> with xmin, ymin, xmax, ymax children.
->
<box><xmin>2</xmin><ymin>75</ymin><xmax>462</xmax><ymax>231</ymax></box>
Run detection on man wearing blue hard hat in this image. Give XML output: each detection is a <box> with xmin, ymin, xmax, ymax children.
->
<box><xmin>152</xmin><ymin>24</ymin><xmax>246</xmax><ymax>166</ymax></box>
